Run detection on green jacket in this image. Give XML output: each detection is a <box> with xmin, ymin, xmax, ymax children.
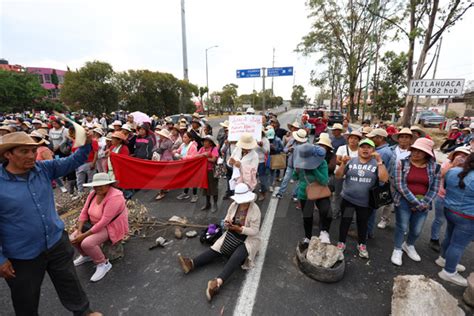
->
<box><xmin>292</xmin><ymin>160</ymin><xmax>329</xmax><ymax>200</ymax></box>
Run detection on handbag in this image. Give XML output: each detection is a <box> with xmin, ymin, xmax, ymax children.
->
<box><xmin>303</xmin><ymin>172</ymin><xmax>332</xmax><ymax>200</ymax></box>
<box><xmin>369</xmin><ymin>182</ymin><xmax>393</xmax><ymax>209</ymax></box>
<box><xmin>270</xmin><ymin>153</ymin><xmax>287</xmax><ymax>170</ymax></box>
<box><xmin>213</xmin><ymin>161</ymin><xmax>227</xmax><ymax>178</ymax></box>
<box><xmin>220</xmin><ymin>231</ymin><xmax>245</xmax><ymax>257</ymax></box>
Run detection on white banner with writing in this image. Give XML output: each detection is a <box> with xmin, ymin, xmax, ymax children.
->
<box><xmin>228</xmin><ymin>115</ymin><xmax>262</xmax><ymax>142</ymax></box>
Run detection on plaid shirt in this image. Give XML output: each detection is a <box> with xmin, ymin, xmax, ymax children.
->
<box><xmin>393</xmin><ymin>157</ymin><xmax>441</xmax><ymax>211</ymax></box>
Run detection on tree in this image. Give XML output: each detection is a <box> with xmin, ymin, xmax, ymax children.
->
<box><xmin>372</xmin><ymin>51</ymin><xmax>408</xmax><ymax>119</ymax></box>
<box><xmin>298</xmin><ymin>0</ymin><xmax>383</xmax><ymax>121</ymax></box>
<box><xmin>291</xmin><ymin>85</ymin><xmax>307</xmax><ymax>107</ymax></box>
<box><xmin>0</xmin><ymin>70</ymin><xmax>48</xmax><ymax>113</ymax></box>
<box><xmin>51</xmin><ymin>69</ymin><xmax>59</xmax><ymax>89</ymax></box>
<box><xmin>221</xmin><ymin>83</ymin><xmax>238</xmax><ymax>113</ymax></box>
<box><xmin>61</xmin><ymin>61</ymin><xmax>119</xmax><ymax>114</ymax></box>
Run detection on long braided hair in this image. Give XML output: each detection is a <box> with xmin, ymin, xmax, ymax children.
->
<box><xmin>458</xmin><ymin>153</ymin><xmax>474</xmax><ymax>189</ymax></box>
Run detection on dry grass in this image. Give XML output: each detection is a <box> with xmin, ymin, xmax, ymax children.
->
<box><xmin>422</xmin><ymin>127</ymin><xmax>447</xmax><ymax>149</ymax></box>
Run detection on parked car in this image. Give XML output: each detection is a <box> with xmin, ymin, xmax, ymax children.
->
<box><xmin>418</xmin><ymin>111</ymin><xmax>445</xmax><ymax>127</ymax></box>
<box><xmin>169</xmin><ymin>114</ymin><xmax>193</xmax><ymax>124</ymax></box>
<box><xmin>327</xmin><ymin>110</ymin><xmax>343</xmax><ymax>125</ymax></box>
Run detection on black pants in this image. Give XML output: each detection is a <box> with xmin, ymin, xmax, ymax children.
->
<box><xmin>225</xmin><ymin>166</ymin><xmax>234</xmax><ymax>196</ymax></box>
<box><xmin>184</xmin><ymin>188</ymin><xmax>197</xmax><ymax>195</ymax></box>
<box><xmin>5</xmin><ymin>231</ymin><xmax>91</xmax><ymax>316</ymax></box>
<box><xmin>300</xmin><ymin>198</ymin><xmax>332</xmax><ymax>239</ymax></box>
<box><xmin>193</xmin><ymin>245</ymin><xmax>248</xmax><ymax>282</ymax></box>
<box><xmin>440</xmin><ymin>139</ymin><xmax>455</xmax><ymax>151</ymax></box>
<box><xmin>339</xmin><ymin>199</ymin><xmax>372</xmax><ymax>245</ymax></box>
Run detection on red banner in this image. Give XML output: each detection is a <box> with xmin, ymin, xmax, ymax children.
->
<box><xmin>110</xmin><ymin>153</ymin><xmax>209</xmax><ymax>190</ymax></box>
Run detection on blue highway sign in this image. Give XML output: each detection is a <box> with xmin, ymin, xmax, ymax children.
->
<box><xmin>267</xmin><ymin>66</ymin><xmax>294</xmax><ymax>77</ymax></box>
<box><xmin>236</xmin><ymin>68</ymin><xmax>261</xmax><ymax>78</ymax></box>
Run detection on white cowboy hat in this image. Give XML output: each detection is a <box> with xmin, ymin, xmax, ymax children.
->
<box><xmin>292</xmin><ymin>129</ymin><xmax>308</xmax><ymax>143</ymax></box>
<box><xmin>112</xmin><ymin>120</ymin><xmax>122</xmax><ymax>126</ymax></box>
<box><xmin>83</xmin><ymin>173</ymin><xmax>116</xmax><ymax>187</ymax></box>
<box><xmin>219</xmin><ymin>120</ymin><xmax>229</xmax><ymax>128</ymax></box>
<box><xmin>157</xmin><ymin>129</ymin><xmax>172</xmax><ymax>139</ymax></box>
<box><xmin>236</xmin><ymin>132</ymin><xmax>258</xmax><ymax>150</ymax></box>
<box><xmin>317</xmin><ymin>133</ymin><xmax>333</xmax><ymax>150</ymax></box>
<box><xmin>231</xmin><ymin>183</ymin><xmax>256</xmax><ymax>204</ymax></box>
<box><xmin>331</xmin><ymin>123</ymin><xmax>344</xmax><ymax>131</ymax></box>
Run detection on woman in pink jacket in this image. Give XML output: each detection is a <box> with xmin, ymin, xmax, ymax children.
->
<box><xmin>174</xmin><ymin>132</ymin><xmax>199</xmax><ymax>202</ymax></box>
<box><xmin>70</xmin><ymin>173</ymin><xmax>129</xmax><ymax>282</ymax></box>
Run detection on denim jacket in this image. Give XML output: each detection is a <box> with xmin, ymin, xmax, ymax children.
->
<box><xmin>444</xmin><ymin>168</ymin><xmax>474</xmax><ymax>216</ymax></box>
<box><xmin>393</xmin><ymin>156</ymin><xmax>441</xmax><ymax>211</ymax></box>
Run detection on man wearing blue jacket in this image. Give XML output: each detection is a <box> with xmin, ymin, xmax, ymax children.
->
<box><xmin>0</xmin><ymin>132</ymin><xmax>100</xmax><ymax>315</ymax></box>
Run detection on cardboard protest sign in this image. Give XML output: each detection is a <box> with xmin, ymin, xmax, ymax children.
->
<box><xmin>228</xmin><ymin>115</ymin><xmax>262</xmax><ymax>142</ymax></box>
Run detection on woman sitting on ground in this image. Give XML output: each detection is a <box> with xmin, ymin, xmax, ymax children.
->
<box><xmin>178</xmin><ymin>183</ymin><xmax>261</xmax><ymax>302</ymax></box>
<box><xmin>70</xmin><ymin>173</ymin><xmax>129</xmax><ymax>282</ymax></box>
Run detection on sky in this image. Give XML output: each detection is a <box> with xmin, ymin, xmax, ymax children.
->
<box><xmin>1</xmin><ymin>0</ymin><xmax>473</xmax><ymax>101</ymax></box>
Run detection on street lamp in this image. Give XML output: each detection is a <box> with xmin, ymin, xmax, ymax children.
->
<box><xmin>205</xmin><ymin>45</ymin><xmax>218</xmax><ymax>113</ymax></box>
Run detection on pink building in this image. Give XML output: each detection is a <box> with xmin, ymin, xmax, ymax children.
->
<box><xmin>26</xmin><ymin>67</ymin><xmax>66</xmax><ymax>98</ymax></box>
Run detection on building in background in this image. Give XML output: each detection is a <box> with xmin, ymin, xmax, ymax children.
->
<box><xmin>26</xmin><ymin>67</ymin><xmax>66</xmax><ymax>98</ymax></box>
<box><xmin>0</xmin><ymin>59</ymin><xmax>23</xmax><ymax>72</ymax></box>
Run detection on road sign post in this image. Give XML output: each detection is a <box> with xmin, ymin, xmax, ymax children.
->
<box><xmin>262</xmin><ymin>67</ymin><xmax>266</xmax><ymax>112</ymax></box>
<box><xmin>236</xmin><ymin>68</ymin><xmax>261</xmax><ymax>78</ymax></box>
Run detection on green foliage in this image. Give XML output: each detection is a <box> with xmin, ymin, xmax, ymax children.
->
<box><xmin>372</xmin><ymin>51</ymin><xmax>408</xmax><ymax>119</ymax></box>
<box><xmin>445</xmin><ymin>110</ymin><xmax>458</xmax><ymax>119</ymax></box>
<box><xmin>0</xmin><ymin>70</ymin><xmax>48</xmax><ymax>113</ymax></box>
<box><xmin>291</xmin><ymin>85</ymin><xmax>306</xmax><ymax>107</ymax></box>
<box><xmin>51</xmin><ymin>69</ymin><xmax>59</xmax><ymax>88</ymax></box>
<box><xmin>235</xmin><ymin>89</ymin><xmax>283</xmax><ymax>111</ymax></box>
<box><xmin>61</xmin><ymin>61</ymin><xmax>119</xmax><ymax>115</ymax></box>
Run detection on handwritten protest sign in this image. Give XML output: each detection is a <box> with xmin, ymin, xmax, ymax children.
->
<box><xmin>228</xmin><ymin>115</ymin><xmax>262</xmax><ymax>141</ymax></box>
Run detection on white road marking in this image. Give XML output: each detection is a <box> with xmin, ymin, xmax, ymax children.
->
<box><xmin>233</xmin><ymin>189</ymin><xmax>280</xmax><ymax>316</ymax></box>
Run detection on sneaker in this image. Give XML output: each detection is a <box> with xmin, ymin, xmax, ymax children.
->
<box><xmin>178</xmin><ymin>255</ymin><xmax>194</xmax><ymax>274</ymax></box>
<box><xmin>295</xmin><ymin>201</ymin><xmax>301</xmax><ymax>210</ymax></box>
<box><xmin>73</xmin><ymin>255</ymin><xmax>92</xmax><ymax>267</ymax></box>
<box><xmin>177</xmin><ymin>193</ymin><xmax>189</xmax><ymax>200</ymax></box>
<box><xmin>90</xmin><ymin>261</ymin><xmax>112</xmax><ymax>282</ymax></box>
<box><xmin>337</xmin><ymin>242</ymin><xmax>346</xmax><ymax>252</ymax></box>
<box><xmin>269</xmin><ymin>186</ymin><xmax>274</xmax><ymax>192</ymax></box>
<box><xmin>290</xmin><ymin>179</ymin><xmax>294</xmax><ymax>184</ymax></box>
<box><xmin>438</xmin><ymin>269</ymin><xmax>468</xmax><ymax>287</ymax></box>
<box><xmin>60</xmin><ymin>186</ymin><xmax>68</xmax><ymax>193</ymax></box>
<box><xmin>402</xmin><ymin>242</ymin><xmax>421</xmax><ymax>262</ymax></box>
<box><xmin>206</xmin><ymin>279</ymin><xmax>220</xmax><ymax>301</ymax></box>
<box><xmin>429</xmin><ymin>239</ymin><xmax>441</xmax><ymax>253</ymax></box>
<box><xmin>319</xmin><ymin>231</ymin><xmax>330</xmax><ymax>244</ymax></box>
<box><xmin>275</xmin><ymin>193</ymin><xmax>283</xmax><ymax>199</ymax></box>
<box><xmin>377</xmin><ymin>218</ymin><xmax>389</xmax><ymax>229</ymax></box>
<box><xmin>357</xmin><ymin>244</ymin><xmax>369</xmax><ymax>259</ymax></box>
<box><xmin>258</xmin><ymin>192</ymin><xmax>266</xmax><ymax>201</ymax></box>
<box><xmin>435</xmin><ymin>256</ymin><xmax>466</xmax><ymax>272</ymax></box>
<box><xmin>155</xmin><ymin>193</ymin><xmax>166</xmax><ymax>201</ymax></box>
<box><xmin>292</xmin><ymin>197</ymin><xmax>298</xmax><ymax>202</ymax></box>
<box><xmin>190</xmin><ymin>195</ymin><xmax>198</xmax><ymax>203</ymax></box>
<box><xmin>391</xmin><ymin>249</ymin><xmax>403</xmax><ymax>266</ymax></box>
<box><xmin>211</xmin><ymin>204</ymin><xmax>218</xmax><ymax>213</ymax></box>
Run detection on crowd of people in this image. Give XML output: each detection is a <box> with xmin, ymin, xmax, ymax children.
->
<box><xmin>0</xmin><ymin>108</ymin><xmax>473</xmax><ymax>314</ymax></box>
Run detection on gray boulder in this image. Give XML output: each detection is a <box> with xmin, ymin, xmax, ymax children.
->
<box><xmin>306</xmin><ymin>237</ymin><xmax>344</xmax><ymax>269</ymax></box>
<box><xmin>392</xmin><ymin>275</ymin><xmax>464</xmax><ymax>316</ymax></box>
<box><xmin>463</xmin><ymin>273</ymin><xmax>474</xmax><ymax>307</ymax></box>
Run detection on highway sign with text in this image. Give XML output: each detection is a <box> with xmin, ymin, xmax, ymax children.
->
<box><xmin>236</xmin><ymin>68</ymin><xmax>261</xmax><ymax>78</ymax></box>
<box><xmin>267</xmin><ymin>66</ymin><xmax>294</xmax><ymax>77</ymax></box>
<box><xmin>408</xmin><ymin>79</ymin><xmax>465</xmax><ymax>96</ymax></box>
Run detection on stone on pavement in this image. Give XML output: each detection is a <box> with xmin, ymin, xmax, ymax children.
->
<box><xmin>174</xmin><ymin>227</ymin><xmax>183</xmax><ymax>239</ymax></box>
<box><xmin>185</xmin><ymin>230</ymin><xmax>198</xmax><ymax>238</ymax></box>
<box><xmin>101</xmin><ymin>241</ymin><xmax>124</xmax><ymax>261</ymax></box>
<box><xmin>392</xmin><ymin>275</ymin><xmax>464</xmax><ymax>316</ymax></box>
<box><xmin>306</xmin><ymin>237</ymin><xmax>344</xmax><ymax>269</ymax></box>
<box><xmin>463</xmin><ymin>273</ymin><xmax>474</xmax><ymax>307</ymax></box>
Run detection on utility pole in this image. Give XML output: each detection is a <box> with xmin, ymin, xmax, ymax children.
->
<box><xmin>262</xmin><ymin>67</ymin><xmax>266</xmax><ymax>112</ymax></box>
<box><xmin>181</xmin><ymin>0</ymin><xmax>189</xmax><ymax>81</ymax></box>
<box><xmin>205</xmin><ymin>45</ymin><xmax>218</xmax><ymax>115</ymax></box>
<box><xmin>271</xmin><ymin>48</ymin><xmax>275</xmax><ymax>96</ymax></box>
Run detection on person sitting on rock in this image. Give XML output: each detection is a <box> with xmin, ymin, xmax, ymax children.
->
<box><xmin>178</xmin><ymin>183</ymin><xmax>261</xmax><ymax>302</ymax></box>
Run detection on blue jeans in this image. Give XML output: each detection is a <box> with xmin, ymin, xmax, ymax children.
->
<box><xmin>394</xmin><ymin>198</ymin><xmax>429</xmax><ymax>249</ymax></box>
<box><xmin>441</xmin><ymin>209</ymin><xmax>474</xmax><ymax>273</ymax></box>
<box><xmin>258</xmin><ymin>162</ymin><xmax>268</xmax><ymax>193</ymax></box>
<box><xmin>277</xmin><ymin>166</ymin><xmax>294</xmax><ymax>195</ymax></box>
<box><xmin>430</xmin><ymin>196</ymin><xmax>445</xmax><ymax>241</ymax></box>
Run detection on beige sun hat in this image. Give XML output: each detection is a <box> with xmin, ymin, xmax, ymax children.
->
<box><xmin>287</xmin><ymin>120</ymin><xmax>300</xmax><ymax>130</ymax></box>
<box><xmin>0</xmin><ymin>126</ymin><xmax>15</xmax><ymax>134</ymax></box>
<box><xmin>92</xmin><ymin>128</ymin><xmax>104</xmax><ymax>136</ymax></box>
<box><xmin>448</xmin><ymin>146</ymin><xmax>471</xmax><ymax>161</ymax></box>
<box><xmin>331</xmin><ymin>123</ymin><xmax>344</xmax><ymax>131</ymax></box>
<box><xmin>219</xmin><ymin>120</ymin><xmax>230</xmax><ymax>128</ymax></box>
<box><xmin>366</xmin><ymin>128</ymin><xmax>388</xmax><ymax>138</ymax></box>
<box><xmin>29</xmin><ymin>130</ymin><xmax>50</xmax><ymax>145</ymax></box>
<box><xmin>392</xmin><ymin>127</ymin><xmax>413</xmax><ymax>141</ymax></box>
<box><xmin>121</xmin><ymin>124</ymin><xmax>133</xmax><ymax>132</ymax></box>
<box><xmin>410</xmin><ymin>126</ymin><xmax>426</xmax><ymax>137</ymax></box>
<box><xmin>112</xmin><ymin>120</ymin><xmax>122</xmax><ymax>126</ymax></box>
<box><xmin>410</xmin><ymin>137</ymin><xmax>435</xmax><ymax>158</ymax></box>
<box><xmin>346</xmin><ymin>130</ymin><xmax>363</xmax><ymax>140</ymax></box>
<box><xmin>317</xmin><ymin>133</ymin><xmax>333</xmax><ymax>150</ymax></box>
<box><xmin>83</xmin><ymin>173</ymin><xmax>116</xmax><ymax>187</ymax></box>
<box><xmin>236</xmin><ymin>132</ymin><xmax>258</xmax><ymax>150</ymax></box>
<box><xmin>157</xmin><ymin>129</ymin><xmax>172</xmax><ymax>139</ymax></box>
<box><xmin>292</xmin><ymin>129</ymin><xmax>308</xmax><ymax>143</ymax></box>
<box><xmin>0</xmin><ymin>132</ymin><xmax>44</xmax><ymax>157</ymax></box>
<box><xmin>362</xmin><ymin>126</ymin><xmax>373</xmax><ymax>135</ymax></box>
<box><xmin>178</xmin><ymin>122</ymin><xmax>188</xmax><ymax>130</ymax></box>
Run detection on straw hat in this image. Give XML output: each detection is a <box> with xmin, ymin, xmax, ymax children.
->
<box><xmin>293</xmin><ymin>143</ymin><xmax>325</xmax><ymax>170</ymax></box>
<box><xmin>287</xmin><ymin>120</ymin><xmax>300</xmax><ymax>130</ymax></box>
<box><xmin>111</xmin><ymin>131</ymin><xmax>127</xmax><ymax>142</ymax></box>
<box><xmin>362</xmin><ymin>126</ymin><xmax>373</xmax><ymax>135</ymax></box>
<box><xmin>451</xmin><ymin>125</ymin><xmax>459</xmax><ymax>130</ymax></box>
<box><xmin>448</xmin><ymin>146</ymin><xmax>471</xmax><ymax>161</ymax></box>
<box><xmin>292</xmin><ymin>129</ymin><xmax>308</xmax><ymax>143</ymax></box>
<box><xmin>410</xmin><ymin>138</ymin><xmax>435</xmax><ymax>158</ymax></box>
<box><xmin>366</xmin><ymin>128</ymin><xmax>388</xmax><ymax>138</ymax></box>
<box><xmin>392</xmin><ymin>127</ymin><xmax>413</xmax><ymax>141</ymax></box>
<box><xmin>35</xmin><ymin>128</ymin><xmax>49</xmax><ymax>138</ymax></box>
<box><xmin>83</xmin><ymin>173</ymin><xmax>116</xmax><ymax>187</ymax></box>
<box><xmin>231</xmin><ymin>183</ymin><xmax>256</xmax><ymax>204</ymax></box>
<box><xmin>40</xmin><ymin>123</ymin><xmax>49</xmax><ymax>129</ymax></box>
<box><xmin>105</xmin><ymin>132</ymin><xmax>113</xmax><ymax>141</ymax></box>
<box><xmin>112</xmin><ymin>120</ymin><xmax>122</xmax><ymax>126</ymax></box>
<box><xmin>121</xmin><ymin>124</ymin><xmax>133</xmax><ymax>132</ymax></box>
<box><xmin>346</xmin><ymin>131</ymin><xmax>363</xmax><ymax>140</ymax></box>
<box><xmin>164</xmin><ymin>117</ymin><xmax>173</xmax><ymax>124</ymax></box>
<box><xmin>32</xmin><ymin>119</ymin><xmax>42</xmax><ymax>125</ymax></box>
<box><xmin>179</xmin><ymin>122</ymin><xmax>188</xmax><ymax>130</ymax></box>
<box><xmin>0</xmin><ymin>126</ymin><xmax>15</xmax><ymax>134</ymax></box>
<box><xmin>157</xmin><ymin>129</ymin><xmax>172</xmax><ymax>139</ymax></box>
<box><xmin>203</xmin><ymin>135</ymin><xmax>218</xmax><ymax>146</ymax></box>
<box><xmin>192</xmin><ymin>112</ymin><xmax>201</xmax><ymax>119</ymax></box>
<box><xmin>462</xmin><ymin>127</ymin><xmax>471</xmax><ymax>133</ymax></box>
<box><xmin>236</xmin><ymin>133</ymin><xmax>258</xmax><ymax>150</ymax></box>
<box><xmin>21</xmin><ymin>121</ymin><xmax>32</xmax><ymax>129</ymax></box>
<box><xmin>410</xmin><ymin>126</ymin><xmax>426</xmax><ymax>137</ymax></box>
<box><xmin>29</xmin><ymin>130</ymin><xmax>50</xmax><ymax>145</ymax></box>
<box><xmin>317</xmin><ymin>133</ymin><xmax>333</xmax><ymax>150</ymax></box>
<box><xmin>219</xmin><ymin>120</ymin><xmax>229</xmax><ymax>128</ymax></box>
<box><xmin>331</xmin><ymin>123</ymin><xmax>344</xmax><ymax>131</ymax></box>
<box><xmin>92</xmin><ymin>128</ymin><xmax>104</xmax><ymax>136</ymax></box>
<box><xmin>0</xmin><ymin>132</ymin><xmax>44</xmax><ymax>157</ymax></box>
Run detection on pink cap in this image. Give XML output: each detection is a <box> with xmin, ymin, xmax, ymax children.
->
<box><xmin>410</xmin><ymin>137</ymin><xmax>435</xmax><ymax>158</ymax></box>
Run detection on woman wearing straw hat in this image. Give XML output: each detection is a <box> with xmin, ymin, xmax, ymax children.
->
<box><xmin>292</xmin><ymin>143</ymin><xmax>332</xmax><ymax>249</ymax></box>
<box><xmin>228</xmin><ymin>133</ymin><xmax>260</xmax><ymax>193</ymax></box>
<box><xmin>335</xmin><ymin>139</ymin><xmax>388</xmax><ymax>259</ymax></box>
<box><xmin>170</xmin><ymin>124</ymin><xmax>183</xmax><ymax>150</ymax></box>
<box><xmin>391</xmin><ymin>138</ymin><xmax>441</xmax><ymax>266</ymax></box>
<box><xmin>70</xmin><ymin>173</ymin><xmax>129</xmax><ymax>282</ymax></box>
<box><xmin>106</xmin><ymin>132</ymin><xmax>129</xmax><ymax>181</ymax></box>
<box><xmin>429</xmin><ymin>146</ymin><xmax>471</xmax><ymax>252</ymax></box>
<box><xmin>178</xmin><ymin>183</ymin><xmax>261</xmax><ymax>302</ymax></box>
<box><xmin>93</xmin><ymin>128</ymin><xmax>108</xmax><ymax>173</ymax></box>
<box><xmin>154</xmin><ymin>129</ymin><xmax>175</xmax><ymax>201</ymax></box>
<box><xmin>30</xmin><ymin>130</ymin><xmax>54</xmax><ymax>162</ymax></box>
<box><xmin>197</xmin><ymin>135</ymin><xmax>220</xmax><ymax>212</ymax></box>
<box><xmin>174</xmin><ymin>132</ymin><xmax>199</xmax><ymax>203</ymax></box>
